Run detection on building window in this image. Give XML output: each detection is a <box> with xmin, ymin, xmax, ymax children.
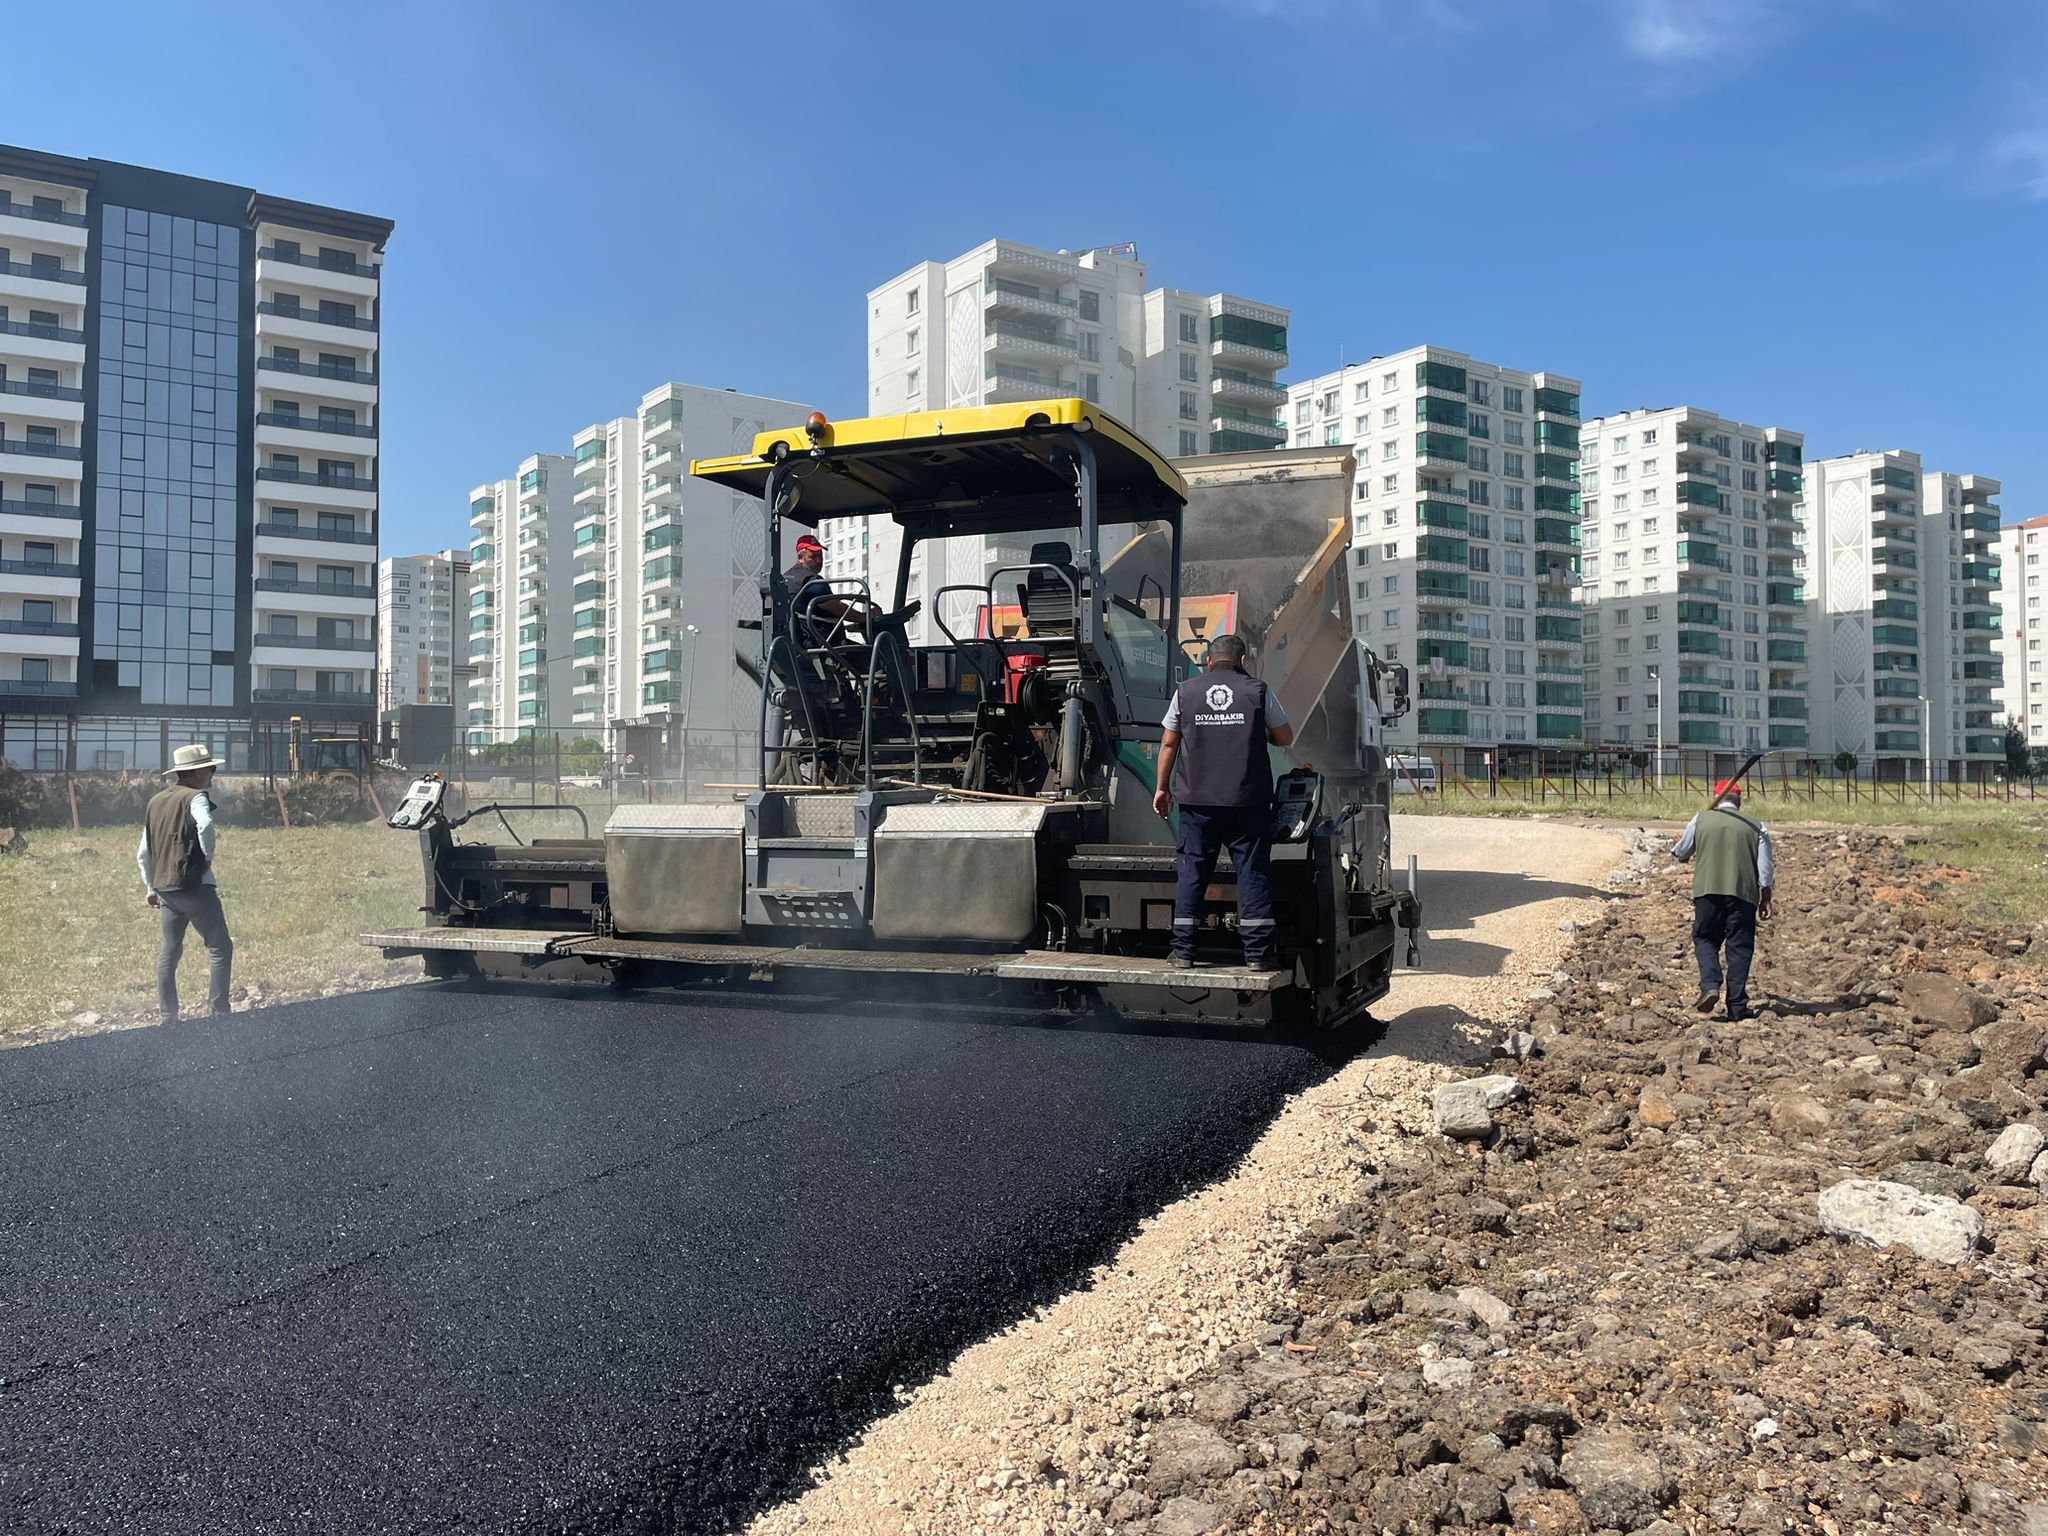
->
<box><xmin>906</xmin><ymin>367</ymin><xmax>919</xmax><ymax>396</ymax></box>
<box><xmin>1078</xmin><ymin>289</ymin><xmax>1100</xmax><ymax>322</ymax></box>
<box><xmin>1178</xmin><ymin>431</ymin><xmax>1198</xmax><ymax>455</ymax></box>
<box><xmin>906</xmin><ymin>328</ymin><xmax>919</xmax><ymax>356</ymax></box>
<box><xmin>1179</xmin><ymin>353</ymin><xmax>1199</xmax><ymax>382</ymax></box>
<box><xmin>1501</xmin><ymin>386</ymin><xmax>1524</xmax><ymax>413</ymax></box>
<box><xmin>907</xmin><ymin>288</ymin><xmax>919</xmax><ymax>315</ymax></box>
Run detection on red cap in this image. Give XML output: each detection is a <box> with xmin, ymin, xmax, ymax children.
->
<box><xmin>795</xmin><ymin>533</ymin><xmax>824</xmax><ymax>553</ymax></box>
<box><xmin>1714</xmin><ymin>779</ymin><xmax>1742</xmax><ymax>798</ymax></box>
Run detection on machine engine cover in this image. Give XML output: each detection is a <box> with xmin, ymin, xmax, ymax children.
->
<box><xmin>605</xmin><ymin>804</ymin><xmax>746</xmax><ymax>936</ymax></box>
<box><xmin>870</xmin><ymin>801</ymin><xmax>1047</xmax><ymax>943</ymax></box>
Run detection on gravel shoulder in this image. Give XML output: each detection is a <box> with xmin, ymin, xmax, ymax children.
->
<box><xmin>742</xmin><ymin>815</ymin><xmax>1626</xmax><ymax>1536</ymax></box>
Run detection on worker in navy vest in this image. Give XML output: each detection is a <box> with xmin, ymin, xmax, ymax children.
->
<box><xmin>1152</xmin><ymin>634</ymin><xmax>1294</xmax><ymax>969</ymax></box>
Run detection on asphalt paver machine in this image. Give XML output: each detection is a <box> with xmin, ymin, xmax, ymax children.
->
<box><xmin>365</xmin><ymin>401</ymin><xmax>1421</xmax><ymax>1028</ymax></box>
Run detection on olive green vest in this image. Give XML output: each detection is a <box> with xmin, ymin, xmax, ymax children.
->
<box><xmin>1691</xmin><ymin>805</ymin><xmax>1762</xmax><ymax>905</ymax></box>
<box><xmin>145</xmin><ymin>785</ymin><xmax>208</xmax><ymax>893</ymax></box>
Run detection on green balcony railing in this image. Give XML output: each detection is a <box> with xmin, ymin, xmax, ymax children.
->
<box><xmin>1534</xmin><ymin>421</ymin><xmax>1580</xmax><ymax>451</ymax></box>
<box><xmin>1418</xmin><ymin>638</ymin><xmax>1469</xmax><ymax>668</ymax></box>
<box><xmin>1769</xmin><ymin>698</ymin><xmax>1807</xmax><ymax>720</ymax></box>
<box><xmin>1536</xmin><ymin>682</ymin><xmax>1582</xmax><ymax>709</ymax></box>
<box><xmin>1417</xmin><ymin>499</ymin><xmax>1469</xmax><ymax>532</ymax></box>
<box><xmin>1679</xmin><ymin>721</ymin><xmax>1722</xmax><ymax>746</ymax></box>
<box><xmin>1961</xmin><ymin>611</ymin><xmax>1999</xmax><ymax>632</ymax></box>
<box><xmin>1533</xmin><ymin>386</ymin><xmax>1579</xmax><ymax>418</ymax></box>
<box><xmin>1416</xmin><ymin>396</ymin><xmax>1468</xmax><ymax>429</ymax></box>
<box><xmin>1677</xmin><ymin>690</ymin><xmax>1722</xmax><ymax>715</ymax></box>
<box><xmin>1767</xmin><ymin>583</ymin><xmax>1803</xmax><ymax>605</ymax></box>
<box><xmin>1676</xmin><ymin>600</ymin><xmax>1720</xmax><ymax>627</ymax></box>
<box><xmin>1416</xmin><ymin>573</ymin><xmax>1470</xmax><ymax>602</ymax></box>
<box><xmin>1966</xmin><ymin>734</ymin><xmax>2006</xmax><ymax>756</ymax></box>
<box><xmin>1677</xmin><ymin>632</ymin><xmax>1721</xmax><ymax>656</ymax></box>
<box><xmin>1766</xmin><ymin>442</ymin><xmax>1803</xmax><ymax>468</ymax></box>
<box><xmin>1872</xmin><ymin>677</ymin><xmax>1919</xmax><ymax>699</ymax></box>
<box><xmin>1674</xmin><ymin>539</ymin><xmax>1720</xmax><ymax>567</ymax></box>
<box><xmin>1871</xmin><ymin>624</ymin><xmax>1918</xmax><ymax>647</ymax></box>
<box><xmin>1537</xmin><ymin>715</ymin><xmax>1581</xmax><ymax>742</ymax></box>
<box><xmin>1874</xmin><ymin>731</ymin><xmax>1920</xmax><ymax>753</ymax></box>
<box><xmin>1417</xmin><ymin>535</ymin><xmax>1468</xmax><ymax>566</ymax></box>
<box><xmin>1963</xmin><ymin>511</ymin><xmax>2000</xmax><ymax>537</ymax></box>
<box><xmin>1875</xmin><ymin>466</ymin><xmax>1917</xmax><ymax>491</ymax></box>
<box><xmin>1211</xmin><ymin>313</ymin><xmax>1287</xmax><ymax>354</ymax></box>
<box><xmin>1534</xmin><ymin>485</ymin><xmax>1574</xmax><ymax>513</ymax></box>
<box><xmin>1768</xmin><ymin>725</ymin><xmax>1807</xmax><ymax>749</ymax></box>
<box><xmin>1209</xmin><ymin>429</ymin><xmax>1281</xmax><ymax>454</ymax></box>
<box><xmin>1872</xmin><ymin>598</ymin><xmax>1917</xmax><ymax>621</ymax></box>
<box><xmin>1416</xmin><ymin>359</ymin><xmax>1468</xmax><ymax>394</ymax></box>
<box><xmin>518</xmin><ymin>468</ymin><xmax>547</xmax><ymax>492</ymax></box>
<box><xmin>574</xmin><ymin>439</ymin><xmax>606</xmax><ymax>466</ymax></box>
<box><xmin>1532</xmin><ymin>517</ymin><xmax>1578</xmax><ymax>548</ymax></box>
<box><xmin>572</xmin><ymin>579</ymin><xmax>604</xmax><ymax>605</ymax></box>
<box><xmin>1417</xmin><ymin>708</ymin><xmax>1469</xmax><ymax>736</ymax></box>
<box><xmin>1416</xmin><ymin>431</ymin><xmax>1469</xmax><ymax>463</ymax></box>
<box><xmin>1534</xmin><ymin>616</ymin><xmax>1580</xmax><ymax>643</ymax></box>
<box><xmin>1766</xmin><ymin>469</ymin><xmax>1802</xmax><ymax>495</ymax></box>
<box><xmin>1677</xmin><ymin>480</ymin><xmax>1724</xmax><ymax>509</ymax></box>
<box><xmin>1533</xmin><ymin>451</ymin><xmax>1576</xmax><ymax>482</ymax></box>
<box><xmin>1766</xmin><ymin>639</ymin><xmax>1806</xmax><ymax>663</ymax></box>
<box><xmin>470</xmin><ymin>496</ymin><xmax>495</xmax><ymax>519</ymax></box>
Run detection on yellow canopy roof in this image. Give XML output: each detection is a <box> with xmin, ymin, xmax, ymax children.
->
<box><xmin>690</xmin><ymin>398</ymin><xmax>1187</xmax><ymax>530</ymax></box>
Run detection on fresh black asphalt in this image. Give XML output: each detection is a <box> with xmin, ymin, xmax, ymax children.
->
<box><xmin>0</xmin><ymin>982</ymin><xmax>1348</xmax><ymax>1534</ymax></box>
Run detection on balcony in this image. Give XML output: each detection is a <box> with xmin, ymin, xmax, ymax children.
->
<box><xmin>1768</xmin><ymin>725</ymin><xmax>1807</xmax><ymax>750</ymax></box>
<box><xmin>1417</xmin><ymin>638</ymin><xmax>1469</xmax><ymax>670</ymax></box>
<box><xmin>985</xmin><ymin>323</ymin><xmax>1075</xmax><ymax>362</ymax></box>
<box><xmin>1536</xmin><ymin>682</ymin><xmax>1582</xmax><ymax>710</ymax></box>
<box><xmin>1768</xmin><ymin>698</ymin><xmax>1807</xmax><ymax>720</ymax></box>
<box><xmin>1416</xmin><ymin>535</ymin><xmax>1467</xmax><ymax>572</ymax></box>
<box><xmin>1210</xmin><ymin>409</ymin><xmax>1285</xmax><ymax>443</ymax></box>
<box><xmin>1417</xmin><ymin>500</ymin><xmax>1469</xmax><ymax>533</ymax></box>
<box><xmin>1416</xmin><ymin>431</ymin><xmax>1468</xmax><ymax>467</ymax></box>
<box><xmin>1871</xmin><ymin>625</ymin><xmax>1918</xmax><ymax>649</ymax></box>
<box><xmin>1534</xmin><ymin>616</ymin><xmax>1581</xmax><ymax>644</ymax></box>
<box><xmin>1211</xmin><ymin>370</ymin><xmax>1287</xmax><ymax>407</ymax></box>
<box><xmin>1676</xmin><ymin>480</ymin><xmax>1724</xmax><ymax>511</ymax></box>
<box><xmin>1766</xmin><ymin>638</ymin><xmax>1806</xmax><ymax>664</ymax></box>
<box><xmin>1210</xmin><ymin>313</ymin><xmax>1288</xmax><ymax>368</ymax></box>
<box><xmin>1872</xmin><ymin>598</ymin><xmax>1918</xmax><ymax>621</ymax></box>
<box><xmin>1677</xmin><ymin>690</ymin><xmax>1722</xmax><ymax>717</ymax></box>
<box><xmin>1416</xmin><ymin>708</ymin><xmax>1468</xmax><ymax>739</ymax></box>
<box><xmin>1965</xmin><ymin>734</ymin><xmax>2005</xmax><ymax>757</ymax></box>
<box><xmin>255</xmin><ymin>413</ymin><xmax>377</xmax><ymax>455</ymax></box>
<box><xmin>1532</xmin><ymin>387</ymin><xmax>1579</xmax><ymax>418</ymax></box>
<box><xmin>1765</xmin><ymin>470</ymin><xmax>1802</xmax><ymax>496</ymax></box>
<box><xmin>986</xmin><ymin>370</ymin><xmax>1077</xmax><ymax>403</ymax></box>
<box><xmin>255</xmin><ymin>247</ymin><xmax>380</xmax><ymax>302</ymax></box>
<box><xmin>254</xmin><ymin>577</ymin><xmax>376</xmax><ymax>600</ymax></box>
<box><xmin>252</xmin><ymin>688</ymin><xmax>373</xmax><ymax>708</ymax></box>
<box><xmin>0</xmin><ymin>435</ymin><xmax>81</xmax><ymax>463</ymax></box>
<box><xmin>255</xmin><ymin>300</ymin><xmax>378</xmax><ymax>332</ymax></box>
<box><xmin>1767</xmin><ymin>583</ymin><xmax>1803</xmax><ymax>607</ymax></box>
<box><xmin>1537</xmin><ymin>716</ymin><xmax>1581</xmax><ymax>743</ymax></box>
<box><xmin>1873</xmin><ymin>731</ymin><xmax>1920</xmax><ymax>753</ymax></box>
<box><xmin>254</xmin><ymin>520</ymin><xmax>376</xmax><ymax>552</ymax></box>
<box><xmin>982</xmin><ymin>277</ymin><xmax>1076</xmax><ymax>322</ymax></box>
<box><xmin>1962</xmin><ymin>510</ymin><xmax>2000</xmax><ymax>539</ymax></box>
<box><xmin>1532</xmin><ymin>517</ymin><xmax>1578</xmax><ymax>551</ymax></box>
<box><xmin>256</xmin><ymin>467</ymin><xmax>376</xmax><ymax>510</ymax></box>
<box><xmin>1416</xmin><ymin>574</ymin><xmax>1470</xmax><ymax>605</ymax></box>
<box><xmin>1679</xmin><ymin>721</ymin><xmax>1725</xmax><ymax>747</ymax></box>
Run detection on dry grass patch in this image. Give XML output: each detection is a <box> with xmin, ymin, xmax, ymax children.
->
<box><xmin>0</xmin><ymin>819</ymin><xmax>424</xmax><ymax>1043</ymax></box>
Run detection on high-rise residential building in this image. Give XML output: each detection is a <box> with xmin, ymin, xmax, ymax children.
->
<box><xmin>377</xmin><ymin>549</ymin><xmax>469</xmax><ymax>710</ymax></box>
<box><xmin>565</xmin><ymin>382</ymin><xmax>810</xmax><ymax>778</ymax></box>
<box><xmin>1995</xmin><ymin>516</ymin><xmax>2047</xmax><ymax>750</ymax></box>
<box><xmin>1803</xmin><ymin>451</ymin><xmax>2006</xmax><ymax>779</ymax></box>
<box><xmin>464</xmin><ymin>454</ymin><xmax>572</xmax><ymax>744</ymax></box>
<box><xmin>0</xmin><ymin>144</ymin><xmax>389</xmax><ymax>773</ymax></box>
<box><xmin>1287</xmin><ymin>347</ymin><xmax>1584</xmax><ymax>772</ymax></box>
<box><xmin>836</xmin><ymin>240</ymin><xmax>1289</xmax><ymax>643</ymax></box>
<box><xmin>1575</xmin><ymin>407</ymin><xmax>1808</xmax><ymax>766</ymax></box>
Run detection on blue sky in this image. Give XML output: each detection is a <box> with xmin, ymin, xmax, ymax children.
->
<box><xmin>9</xmin><ymin>0</ymin><xmax>2045</xmax><ymax>552</ymax></box>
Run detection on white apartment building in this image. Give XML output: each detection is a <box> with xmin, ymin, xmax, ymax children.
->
<box><xmin>1803</xmin><ymin>451</ymin><xmax>2005</xmax><ymax>779</ymax></box>
<box><xmin>1995</xmin><ymin>515</ymin><xmax>2047</xmax><ymax>749</ymax></box>
<box><xmin>0</xmin><ymin>144</ymin><xmax>390</xmax><ymax>773</ymax></box>
<box><xmin>834</xmin><ymin>240</ymin><xmax>1289</xmax><ymax>644</ymax></box>
<box><xmin>1287</xmin><ymin>347</ymin><xmax>1584</xmax><ymax>772</ymax></box>
<box><xmin>1575</xmin><ymin>407</ymin><xmax>1807</xmax><ymax>766</ymax></box>
<box><xmin>464</xmin><ymin>454</ymin><xmax>572</xmax><ymax>744</ymax></box>
<box><xmin>565</xmin><ymin>381</ymin><xmax>811</xmax><ymax>781</ymax></box>
<box><xmin>377</xmin><ymin>549</ymin><xmax>468</xmax><ymax>710</ymax></box>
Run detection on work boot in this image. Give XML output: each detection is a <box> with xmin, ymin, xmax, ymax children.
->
<box><xmin>1693</xmin><ymin>989</ymin><xmax>1717</xmax><ymax>1014</ymax></box>
<box><xmin>1725</xmin><ymin>1002</ymin><xmax>1753</xmax><ymax>1023</ymax></box>
<box><xmin>1169</xmin><ymin>953</ymin><xmax>1197</xmax><ymax>970</ymax></box>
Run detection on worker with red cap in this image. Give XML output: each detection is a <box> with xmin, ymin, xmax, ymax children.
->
<box><xmin>783</xmin><ymin>531</ymin><xmax>918</xmax><ymax>636</ymax></box>
<box><xmin>1670</xmin><ymin>777</ymin><xmax>1776</xmax><ymax>1021</ymax></box>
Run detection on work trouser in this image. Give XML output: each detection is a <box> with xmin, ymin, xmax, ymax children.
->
<box><xmin>158</xmin><ymin>885</ymin><xmax>234</xmax><ymax>1020</ymax></box>
<box><xmin>1692</xmin><ymin>894</ymin><xmax>1756</xmax><ymax>1012</ymax></box>
<box><xmin>1172</xmin><ymin>804</ymin><xmax>1276</xmax><ymax>965</ymax></box>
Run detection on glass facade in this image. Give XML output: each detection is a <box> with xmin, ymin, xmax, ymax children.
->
<box><xmin>90</xmin><ymin>205</ymin><xmax>243</xmax><ymax>712</ymax></box>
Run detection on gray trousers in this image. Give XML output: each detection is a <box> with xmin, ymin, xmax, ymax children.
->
<box><xmin>158</xmin><ymin>886</ymin><xmax>233</xmax><ymax>1019</ymax></box>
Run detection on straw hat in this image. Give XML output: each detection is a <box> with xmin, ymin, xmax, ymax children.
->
<box><xmin>164</xmin><ymin>743</ymin><xmax>226</xmax><ymax>776</ymax></box>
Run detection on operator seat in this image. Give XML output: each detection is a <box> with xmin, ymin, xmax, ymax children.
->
<box><xmin>1017</xmin><ymin>540</ymin><xmax>1079</xmax><ymax>639</ymax></box>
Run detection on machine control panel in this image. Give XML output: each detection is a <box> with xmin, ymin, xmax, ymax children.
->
<box><xmin>388</xmin><ymin>774</ymin><xmax>448</xmax><ymax>831</ymax></box>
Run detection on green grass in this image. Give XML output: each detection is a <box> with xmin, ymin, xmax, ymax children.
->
<box><xmin>0</xmin><ymin>820</ymin><xmax>425</xmax><ymax>1041</ymax></box>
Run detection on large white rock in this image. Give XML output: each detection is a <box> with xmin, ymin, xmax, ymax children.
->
<box><xmin>1818</xmin><ymin>1178</ymin><xmax>1983</xmax><ymax>1266</ymax></box>
<box><xmin>1987</xmin><ymin>1124</ymin><xmax>2046</xmax><ymax>1182</ymax></box>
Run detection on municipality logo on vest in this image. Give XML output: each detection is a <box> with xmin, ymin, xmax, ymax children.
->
<box><xmin>1205</xmin><ymin>682</ymin><xmax>1235</xmax><ymax>711</ymax></box>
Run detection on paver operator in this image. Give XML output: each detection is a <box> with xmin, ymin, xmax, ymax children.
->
<box><xmin>783</xmin><ymin>532</ymin><xmax>919</xmax><ymax>637</ymax></box>
<box><xmin>1152</xmin><ymin>634</ymin><xmax>1294</xmax><ymax>970</ymax></box>
<box><xmin>1671</xmin><ymin>777</ymin><xmax>1775</xmax><ymax>1022</ymax></box>
<box><xmin>138</xmin><ymin>742</ymin><xmax>235</xmax><ymax>1023</ymax></box>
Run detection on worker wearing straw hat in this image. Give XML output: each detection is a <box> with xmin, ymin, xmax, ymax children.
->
<box><xmin>136</xmin><ymin>743</ymin><xmax>234</xmax><ymax>1023</ymax></box>
<box><xmin>1671</xmin><ymin>777</ymin><xmax>1775</xmax><ymax>1022</ymax></box>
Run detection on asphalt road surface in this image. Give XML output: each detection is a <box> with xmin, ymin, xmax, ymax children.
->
<box><xmin>0</xmin><ymin>983</ymin><xmax>1348</xmax><ymax>1534</ymax></box>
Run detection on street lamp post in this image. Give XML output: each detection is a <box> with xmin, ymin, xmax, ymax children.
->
<box><xmin>1920</xmin><ymin>693</ymin><xmax>1932</xmax><ymax>796</ymax></box>
<box><xmin>1649</xmin><ymin>665</ymin><xmax>1663</xmax><ymax>792</ymax></box>
<box><xmin>679</xmin><ymin>623</ymin><xmax>700</xmax><ymax>799</ymax></box>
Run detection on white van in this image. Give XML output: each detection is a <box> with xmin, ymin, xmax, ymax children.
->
<box><xmin>1388</xmin><ymin>753</ymin><xmax>1438</xmax><ymax>794</ymax></box>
